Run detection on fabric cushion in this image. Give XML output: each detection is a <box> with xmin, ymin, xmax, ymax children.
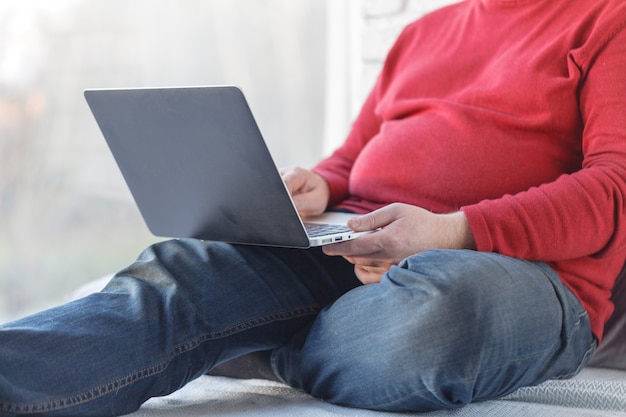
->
<box><xmin>589</xmin><ymin>265</ymin><xmax>626</xmax><ymax>370</ymax></box>
<box><xmin>209</xmin><ymin>351</ymin><xmax>279</xmax><ymax>381</ymax></box>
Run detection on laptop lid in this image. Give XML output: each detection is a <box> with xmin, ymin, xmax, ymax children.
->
<box><xmin>84</xmin><ymin>86</ymin><xmax>314</xmax><ymax>248</ymax></box>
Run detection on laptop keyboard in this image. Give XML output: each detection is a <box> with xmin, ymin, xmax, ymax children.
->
<box><xmin>304</xmin><ymin>223</ymin><xmax>352</xmax><ymax>237</ymax></box>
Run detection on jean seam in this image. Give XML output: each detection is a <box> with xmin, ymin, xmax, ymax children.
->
<box><xmin>0</xmin><ymin>304</ymin><xmax>321</xmax><ymax>415</ymax></box>
<box><xmin>556</xmin><ymin>339</ymin><xmax>597</xmax><ymax>380</ymax></box>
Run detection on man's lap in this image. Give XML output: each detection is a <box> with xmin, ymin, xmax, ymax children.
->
<box><xmin>0</xmin><ymin>243</ymin><xmax>595</xmax><ymax>416</ymax></box>
<box><xmin>273</xmin><ymin>250</ymin><xmax>596</xmax><ymax>412</ymax></box>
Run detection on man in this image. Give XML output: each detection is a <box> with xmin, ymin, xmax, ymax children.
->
<box><xmin>1</xmin><ymin>0</ymin><xmax>625</xmax><ymax>415</ymax></box>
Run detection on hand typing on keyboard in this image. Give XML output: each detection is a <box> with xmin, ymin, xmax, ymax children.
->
<box><xmin>280</xmin><ymin>166</ymin><xmax>330</xmax><ymax>217</ymax></box>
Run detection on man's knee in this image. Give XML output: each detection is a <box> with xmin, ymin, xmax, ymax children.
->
<box><xmin>274</xmin><ymin>252</ymin><xmax>492</xmax><ymax>410</ymax></box>
<box><xmin>275</xmin><ymin>250</ymin><xmax>565</xmax><ymax>411</ymax></box>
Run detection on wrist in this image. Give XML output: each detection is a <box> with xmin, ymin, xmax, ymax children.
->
<box><xmin>446</xmin><ymin>211</ymin><xmax>476</xmax><ymax>250</ymax></box>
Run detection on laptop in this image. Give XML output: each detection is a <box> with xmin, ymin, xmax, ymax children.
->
<box><xmin>84</xmin><ymin>85</ymin><xmax>372</xmax><ymax>248</ymax></box>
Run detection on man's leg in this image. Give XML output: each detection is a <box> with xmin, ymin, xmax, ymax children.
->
<box><xmin>273</xmin><ymin>249</ymin><xmax>596</xmax><ymax>412</ymax></box>
<box><xmin>0</xmin><ymin>239</ymin><xmax>359</xmax><ymax>416</ymax></box>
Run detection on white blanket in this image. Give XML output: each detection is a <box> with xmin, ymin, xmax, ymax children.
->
<box><xmin>129</xmin><ymin>367</ymin><xmax>626</xmax><ymax>417</ymax></box>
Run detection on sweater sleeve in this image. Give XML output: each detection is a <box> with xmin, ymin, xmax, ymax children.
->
<box><xmin>462</xmin><ymin>25</ymin><xmax>626</xmax><ymax>263</ymax></box>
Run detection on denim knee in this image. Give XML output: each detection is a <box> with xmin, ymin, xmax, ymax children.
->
<box><xmin>274</xmin><ymin>250</ymin><xmax>494</xmax><ymax>410</ymax></box>
<box><xmin>273</xmin><ymin>250</ymin><xmax>592</xmax><ymax>412</ymax></box>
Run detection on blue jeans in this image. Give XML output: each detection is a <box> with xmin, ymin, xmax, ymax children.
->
<box><xmin>0</xmin><ymin>239</ymin><xmax>595</xmax><ymax>416</ymax></box>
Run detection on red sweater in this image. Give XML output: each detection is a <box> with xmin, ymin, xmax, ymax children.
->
<box><xmin>313</xmin><ymin>0</ymin><xmax>626</xmax><ymax>341</ymax></box>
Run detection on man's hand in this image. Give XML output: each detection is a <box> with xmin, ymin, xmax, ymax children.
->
<box><xmin>323</xmin><ymin>203</ymin><xmax>476</xmax><ymax>284</ymax></box>
<box><xmin>280</xmin><ymin>166</ymin><xmax>330</xmax><ymax>217</ymax></box>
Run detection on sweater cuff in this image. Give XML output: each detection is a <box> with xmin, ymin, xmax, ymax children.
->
<box><xmin>461</xmin><ymin>205</ymin><xmax>495</xmax><ymax>253</ymax></box>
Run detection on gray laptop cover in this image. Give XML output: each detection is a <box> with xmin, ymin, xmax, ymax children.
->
<box><xmin>84</xmin><ymin>86</ymin><xmax>315</xmax><ymax>247</ymax></box>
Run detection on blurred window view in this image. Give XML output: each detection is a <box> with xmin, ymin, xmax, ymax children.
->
<box><xmin>0</xmin><ymin>0</ymin><xmax>329</xmax><ymax>321</ymax></box>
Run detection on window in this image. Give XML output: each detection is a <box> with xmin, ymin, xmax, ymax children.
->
<box><xmin>0</xmin><ymin>0</ymin><xmax>327</xmax><ymax>320</ymax></box>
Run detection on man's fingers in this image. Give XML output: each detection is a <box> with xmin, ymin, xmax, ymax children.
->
<box><xmin>280</xmin><ymin>167</ymin><xmax>304</xmax><ymax>195</ymax></box>
<box><xmin>348</xmin><ymin>204</ymin><xmax>401</xmax><ymax>232</ymax></box>
<box><xmin>292</xmin><ymin>193</ymin><xmax>319</xmax><ymax>216</ymax></box>
<box><xmin>353</xmin><ymin>264</ymin><xmax>390</xmax><ymax>285</ymax></box>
